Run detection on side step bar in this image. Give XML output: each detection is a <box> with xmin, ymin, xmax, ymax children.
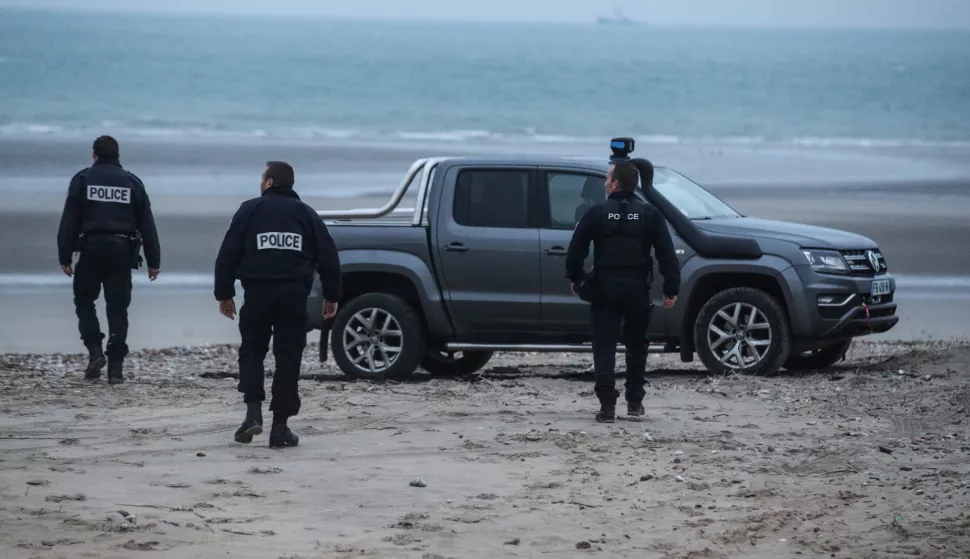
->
<box><xmin>445</xmin><ymin>342</ymin><xmax>672</xmax><ymax>353</ymax></box>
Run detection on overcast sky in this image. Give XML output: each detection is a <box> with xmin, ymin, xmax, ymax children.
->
<box><xmin>3</xmin><ymin>0</ymin><xmax>970</xmax><ymax>29</ymax></box>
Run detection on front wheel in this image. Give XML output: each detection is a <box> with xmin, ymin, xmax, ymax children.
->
<box><xmin>693</xmin><ymin>287</ymin><xmax>792</xmax><ymax>376</ymax></box>
<box><xmin>420</xmin><ymin>350</ymin><xmax>494</xmax><ymax>377</ymax></box>
<box><xmin>784</xmin><ymin>339</ymin><xmax>852</xmax><ymax>371</ymax></box>
<box><xmin>330</xmin><ymin>293</ymin><xmax>426</xmax><ymax>381</ymax></box>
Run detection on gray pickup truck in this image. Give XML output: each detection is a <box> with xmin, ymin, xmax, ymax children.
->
<box><xmin>307</xmin><ymin>155</ymin><xmax>898</xmax><ymax>380</ymax></box>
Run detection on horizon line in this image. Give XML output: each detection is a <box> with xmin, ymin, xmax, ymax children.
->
<box><xmin>2</xmin><ymin>5</ymin><xmax>970</xmax><ymax>32</ymax></box>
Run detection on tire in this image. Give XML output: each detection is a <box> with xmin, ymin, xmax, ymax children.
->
<box><xmin>693</xmin><ymin>287</ymin><xmax>792</xmax><ymax>376</ymax></box>
<box><xmin>420</xmin><ymin>350</ymin><xmax>494</xmax><ymax>377</ymax></box>
<box><xmin>330</xmin><ymin>293</ymin><xmax>426</xmax><ymax>381</ymax></box>
<box><xmin>784</xmin><ymin>339</ymin><xmax>852</xmax><ymax>371</ymax></box>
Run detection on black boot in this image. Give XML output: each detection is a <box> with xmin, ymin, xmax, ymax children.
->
<box><xmin>84</xmin><ymin>345</ymin><xmax>106</xmax><ymax>380</ymax></box>
<box><xmin>234</xmin><ymin>402</ymin><xmax>263</xmax><ymax>444</ymax></box>
<box><xmin>269</xmin><ymin>413</ymin><xmax>299</xmax><ymax>449</ymax></box>
<box><xmin>595</xmin><ymin>405</ymin><xmax>616</xmax><ymax>423</ymax></box>
<box><xmin>627</xmin><ymin>402</ymin><xmax>645</xmax><ymax>418</ymax></box>
<box><xmin>107</xmin><ymin>361</ymin><xmax>124</xmax><ymax>385</ymax></box>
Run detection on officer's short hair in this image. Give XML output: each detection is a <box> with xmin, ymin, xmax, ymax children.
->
<box><xmin>93</xmin><ymin>136</ymin><xmax>119</xmax><ymax>160</ymax></box>
<box><xmin>611</xmin><ymin>162</ymin><xmax>640</xmax><ymax>191</ymax></box>
<box><xmin>264</xmin><ymin>161</ymin><xmax>295</xmax><ymax>189</ymax></box>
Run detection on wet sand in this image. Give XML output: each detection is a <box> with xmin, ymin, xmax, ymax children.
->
<box><xmin>1</xmin><ymin>179</ymin><xmax>969</xmax><ymax>352</ymax></box>
<box><xmin>1</xmin><ymin>341</ymin><xmax>968</xmax><ymax>558</ymax></box>
<box><xmin>0</xmin><ymin>193</ymin><xmax>395</xmax><ymax>275</ymax></box>
<box><xmin>1</xmin><ymin>135</ymin><xmax>968</xmax><ymax>351</ymax></box>
<box><xmin>719</xmin><ymin>182</ymin><xmax>970</xmax><ymax>277</ymax></box>
<box><xmin>0</xmin><ymin>280</ymin><xmax>968</xmax><ymax>356</ymax></box>
<box><xmin>1</xmin><ymin>176</ymin><xmax>967</xmax><ymax>276</ymax></box>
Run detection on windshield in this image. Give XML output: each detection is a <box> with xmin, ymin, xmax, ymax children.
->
<box><xmin>649</xmin><ymin>168</ymin><xmax>741</xmax><ymax>220</ymax></box>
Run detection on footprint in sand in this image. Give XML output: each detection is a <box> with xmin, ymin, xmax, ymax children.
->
<box><xmin>248</xmin><ymin>466</ymin><xmax>283</xmax><ymax>475</ymax></box>
<box><xmin>44</xmin><ymin>493</ymin><xmax>85</xmax><ymax>503</ymax></box>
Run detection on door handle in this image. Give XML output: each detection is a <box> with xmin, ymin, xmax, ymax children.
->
<box><xmin>544</xmin><ymin>246</ymin><xmax>568</xmax><ymax>256</ymax></box>
<box><xmin>445</xmin><ymin>242</ymin><xmax>469</xmax><ymax>252</ymax></box>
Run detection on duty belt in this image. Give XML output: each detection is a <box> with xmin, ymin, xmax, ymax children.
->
<box><xmin>84</xmin><ymin>232</ymin><xmax>132</xmax><ymax>241</ymax></box>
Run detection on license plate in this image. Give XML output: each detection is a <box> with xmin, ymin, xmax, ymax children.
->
<box><xmin>870</xmin><ymin>279</ymin><xmax>891</xmax><ymax>297</ymax></box>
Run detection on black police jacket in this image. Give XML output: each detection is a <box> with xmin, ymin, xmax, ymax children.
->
<box><xmin>56</xmin><ymin>158</ymin><xmax>161</xmax><ymax>268</ymax></box>
<box><xmin>213</xmin><ymin>187</ymin><xmax>342</xmax><ymax>303</ymax></box>
<box><xmin>565</xmin><ymin>190</ymin><xmax>681</xmax><ymax>297</ymax></box>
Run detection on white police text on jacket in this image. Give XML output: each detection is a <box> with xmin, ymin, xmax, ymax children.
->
<box><xmin>213</xmin><ymin>187</ymin><xmax>342</xmax><ymax>303</ymax></box>
<box><xmin>56</xmin><ymin>158</ymin><xmax>161</xmax><ymax>268</ymax></box>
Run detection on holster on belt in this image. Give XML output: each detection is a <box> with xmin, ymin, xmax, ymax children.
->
<box><xmin>576</xmin><ymin>273</ymin><xmax>598</xmax><ymax>304</ymax></box>
<box><xmin>130</xmin><ymin>234</ymin><xmax>144</xmax><ymax>269</ymax></box>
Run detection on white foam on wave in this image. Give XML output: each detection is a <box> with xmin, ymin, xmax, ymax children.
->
<box><xmin>893</xmin><ymin>275</ymin><xmax>970</xmax><ymax>289</ymax></box>
<box><xmin>393</xmin><ymin>130</ymin><xmax>498</xmax><ymax>142</ymax></box>
<box><xmin>0</xmin><ymin>273</ymin><xmax>967</xmax><ymax>293</ymax></box>
<box><xmin>2</xmin><ymin>122</ymin><xmax>970</xmax><ymax>150</ymax></box>
<box><xmin>0</xmin><ymin>273</ymin><xmax>223</xmax><ymax>289</ymax></box>
<box><xmin>791</xmin><ymin>137</ymin><xmax>970</xmax><ymax>149</ymax></box>
<box><xmin>300</xmin><ymin>187</ymin><xmax>396</xmax><ymax>199</ymax></box>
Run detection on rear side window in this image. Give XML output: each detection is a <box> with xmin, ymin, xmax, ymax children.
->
<box><xmin>453</xmin><ymin>169</ymin><xmax>530</xmax><ymax>228</ymax></box>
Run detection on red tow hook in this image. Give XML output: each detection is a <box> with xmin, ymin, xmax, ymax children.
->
<box><xmin>863</xmin><ymin>302</ymin><xmax>872</xmax><ymax>332</ymax></box>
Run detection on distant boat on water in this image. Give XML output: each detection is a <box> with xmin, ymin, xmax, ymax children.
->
<box><xmin>596</xmin><ymin>7</ymin><xmax>635</xmax><ymax>25</ymax></box>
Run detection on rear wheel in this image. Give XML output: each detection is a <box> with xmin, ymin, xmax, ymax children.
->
<box><xmin>784</xmin><ymin>339</ymin><xmax>852</xmax><ymax>371</ymax></box>
<box><xmin>694</xmin><ymin>287</ymin><xmax>792</xmax><ymax>376</ymax></box>
<box><xmin>330</xmin><ymin>293</ymin><xmax>426</xmax><ymax>381</ymax></box>
<box><xmin>420</xmin><ymin>350</ymin><xmax>494</xmax><ymax>377</ymax></box>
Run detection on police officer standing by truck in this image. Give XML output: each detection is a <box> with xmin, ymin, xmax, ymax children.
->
<box><xmin>57</xmin><ymin>135</ymin><xmax>161</xmax><ymax>385</ymax></box>
<box><xmin>214</xmin><ymin>161</ymin><xmax>342</xmax><ymax>449</ymax></box>
<box><xmin>565</xmin><ymin>139</ymin><xmax>680</xmax><ymax>423</ymax></box>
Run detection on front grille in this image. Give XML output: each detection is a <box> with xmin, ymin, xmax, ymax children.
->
<box><xmin>841</xmin><ymin>249</ymin><xmax>888</xmax><ymax>276</ymax></box>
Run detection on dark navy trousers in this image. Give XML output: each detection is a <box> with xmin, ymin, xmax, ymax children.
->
<box><xmin>237</xmin><ymin>280</ymin><xmax>309</xmax><ymax>416</ymax></box>
<box><xmin>589</xmin><ymin>274</ymin><xmax>652</xmax><ymax>408</ymax></box>
<box><xmin>73</xmin><ymin>238</ymin><xmax>132</xmax><ymax>361</ymax></box>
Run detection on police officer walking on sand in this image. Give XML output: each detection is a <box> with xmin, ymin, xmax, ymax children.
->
<box><xmin>214</xmin><ymin>161</ymin><xmax>342</xmax><ymax>449</ymax></box>
<box><xmin>566</xmin><ymin>140</ymin><xmax>680</xmax><ymax>423</ymax></box>
<box><xmin>57</xmin><ymin>135</ymin><xmax>161</xmax><ymax>384</ymax></box>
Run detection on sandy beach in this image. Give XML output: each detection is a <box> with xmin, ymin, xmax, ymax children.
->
<box><xmin>3</xmin><ymin>10</ymin><xmax>970</xmax><ymax>558</ymax></box>
<box><xmin>1</xmin><ymin>341</ymin><xmax>968</xmax><ymax>558</ymax></box>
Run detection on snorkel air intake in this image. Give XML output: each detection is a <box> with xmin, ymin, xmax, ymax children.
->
<box><xmin>629</xmin><ymin>156</ymin><xmax>762</xmax><ymax>260</ymax></box>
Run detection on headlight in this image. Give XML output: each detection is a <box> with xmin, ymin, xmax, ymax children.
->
<box><xmin>801</xmin><ymin>249</ymin><xmax>849</xmax><ymax>274</ymax></box>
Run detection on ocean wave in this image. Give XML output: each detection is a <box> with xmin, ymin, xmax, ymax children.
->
<box><xmin>1</xmin><ymin>273</ymin><xmax>968</xmax><ymax>292</ymax></box>
<box><xmin>2</xmin><ymin>122</ymin><xmax>970</xmax><ymax>150</ymax></box>
<box><xmin>300</xmin><ymin>186</ymin><xmax>397</xmax><ymax>199</ymax></box>
<box><xmin>893</xmin><ymin>275</ymin><xmax>970</xmax><ymax>290</ymax></box>
<box><xmin>0</xmin><ymin>273</ymin><xmax>223</xmax><ymax>289</ymax></box>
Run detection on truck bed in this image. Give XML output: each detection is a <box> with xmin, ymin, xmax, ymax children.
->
<box><xmin>327</xmin><ymin>222</ymin><xmax>430</xmax><ymax>254</ymax></box>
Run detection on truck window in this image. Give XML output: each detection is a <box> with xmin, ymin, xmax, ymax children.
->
<box><xmin>546</xmin><ymin>172</ymin><xmax>603</xmax><ymax>230</ymax></box>
<box><xmin>652</xmin><ymin>168</ymin><xmax>741</xmax><ymax>220</ymax></box>
<box><xmin>453</xmin><ymin>169</ymin><xmax>530</xmax><ymax>228</ymax></box>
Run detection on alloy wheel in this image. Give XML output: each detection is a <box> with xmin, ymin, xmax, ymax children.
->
<box><xmin>342</xmin><ymin>308</ymin><xmax>404</xmax><ymax>374</ymax></box>
<box><xmin>706</xmin><ymin>302</ymin><xmax>773</xmax><ymax>370</ymax></box>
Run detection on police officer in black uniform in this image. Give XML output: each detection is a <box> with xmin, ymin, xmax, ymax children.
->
<box><xmin>57</xmin><ymin>135</ymin><xmax>161</xmax><ymax>384</ymax></box>
<box><xmin>565</xmin><ymin>153</ymin><xmax>680</xmax><ymax>423</ymax></box>
<box><xmin>214</xmin><ymin>161</ymin><xmax>342</xmax><ymax>449</ymax></box>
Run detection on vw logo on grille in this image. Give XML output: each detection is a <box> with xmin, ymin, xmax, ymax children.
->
<box><xmin>866</xmin><ymin>250</ymin><xmax>880</xmax><ymax>271</ymax></box>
